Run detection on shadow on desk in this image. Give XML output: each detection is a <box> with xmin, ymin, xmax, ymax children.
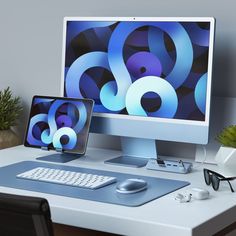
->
<box><xmin>53</xmin><ymin>223</ymin><xmax>120</xmax><ymax>236</ymax></box>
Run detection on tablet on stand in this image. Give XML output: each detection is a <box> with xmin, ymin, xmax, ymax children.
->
<box><xmin>24</xmin><ymin>95</ymin><xmax>94</xmax><ymax>163</ymax></box>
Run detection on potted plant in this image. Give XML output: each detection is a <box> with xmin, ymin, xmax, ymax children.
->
<box><xmin>215</xmin><ymin>125</ymin><xmax>236</xmax><ymax>173</ymax></box>
<box><xmin>0</xmin><ymin>87</ymin><xmax>23</xmax><ymax>149</ymax></box>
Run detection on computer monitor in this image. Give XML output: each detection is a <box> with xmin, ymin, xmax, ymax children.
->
<box><xmin>61</xmin><ymin>17</ymin><xmax>215</xmax><ymax>167</ymax></box>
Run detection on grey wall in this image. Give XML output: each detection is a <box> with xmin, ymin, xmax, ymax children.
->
<box><xmin>0</xmin><ymin>0</ymin><xmax>235</xmax><ymax>154</ymax></box>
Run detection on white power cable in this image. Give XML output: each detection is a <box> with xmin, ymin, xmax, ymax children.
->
<box><xmin>194</xmin><ymin>145</ymin><xmax>207</xmax><ymax>169</ymax></box>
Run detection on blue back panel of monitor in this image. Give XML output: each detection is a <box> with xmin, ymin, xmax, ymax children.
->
<box><xmin>0</xmin><ymin>161</ymin><xmax>189</xmax><ymax>207</ymax></box>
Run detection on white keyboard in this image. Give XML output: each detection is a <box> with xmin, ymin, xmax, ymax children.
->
<box><xmin>16</xmin><ymin>167</ymin><xmax>117</xmax><ymax>189</ymax></box>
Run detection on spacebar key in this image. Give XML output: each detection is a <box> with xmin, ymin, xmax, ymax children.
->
<box><xmin>39</xmin><ymin>178</ymin><xmax>68</xmax><ymax>184</ymax></box>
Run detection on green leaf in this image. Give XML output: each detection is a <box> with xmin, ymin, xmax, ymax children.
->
<box><xmin>216</xmin><ymin>125</ymin><xmax>236</xmax><ymax>148</ymax></box>
<box><xmin>0</xmin><ymin>87</ymin><xmax>23</xmax><ymax>130</ymax></box>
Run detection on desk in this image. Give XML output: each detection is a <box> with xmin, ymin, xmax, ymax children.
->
<box><xmin>0</xmin><ymin>145</ymin><xmax>236</xmax><ymax>236</ymax></box>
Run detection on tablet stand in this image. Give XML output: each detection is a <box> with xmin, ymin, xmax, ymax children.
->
<box><xmin>36</xmin><ymin>147</ymin><xmax>80</xmax><ymax>163</ymax></box>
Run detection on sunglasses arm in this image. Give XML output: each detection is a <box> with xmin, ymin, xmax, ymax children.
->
<box><xmin>221</xmin><ymin>179</ymin><xmax>235</xmax><ymax>192</ymax></box>
<box><xmin>228</xmin><ymin>181</ymin><xmax>234</xmax><ymax>192</ymax></box>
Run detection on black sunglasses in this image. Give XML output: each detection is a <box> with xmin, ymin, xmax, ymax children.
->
<box><xmin>203</xmin><ymin>168</ymin><xmax>236</xmax><ymax>192</ymax></box>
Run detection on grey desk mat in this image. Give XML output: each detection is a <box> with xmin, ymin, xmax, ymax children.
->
<box><xmin>0</xmin><ymin>161</ymin><xmax>190</xmax><ymax>207</ymax></box>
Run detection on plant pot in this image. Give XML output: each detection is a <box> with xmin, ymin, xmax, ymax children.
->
<box><xmin>0</xmin><ymin>129</ymin><xmax>21</xmax><ymax>149</ymax></box>
<box><xmin>215</xmin><ymin>146</ymin><xmax>236</xmax><ymax>175</ymax></box>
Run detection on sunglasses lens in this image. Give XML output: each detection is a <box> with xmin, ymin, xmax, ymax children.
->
<box><xmin>204</xmin><ymin>169</ymin><xmax>211</xmax><ymax>185</ymax></box>
<box><xmin>212</xmin><ymin>174</ymin><xmax>220</xmax><ymax>191</ymax></box>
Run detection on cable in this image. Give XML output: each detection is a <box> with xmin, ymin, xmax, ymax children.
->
<box><xmin>201</xmin><ymin>145</ymin><xmax>207</xmax><ymax>164</ymax></box>
<box><xmin>194</xmin><ymin>145</ymin><xmax>207</xmax><ymax>169</ymax></box>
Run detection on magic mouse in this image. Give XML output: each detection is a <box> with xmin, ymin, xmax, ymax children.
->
<box><xmin>116</xmin><ymin>178</ymin><xmax>147</xmax><ymax>194</ymax></box>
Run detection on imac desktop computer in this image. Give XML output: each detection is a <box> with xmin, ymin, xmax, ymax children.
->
<box><xmin>61</xmin><ymin>17</ymin><xmax>215</xmax><ymax>167</ymax></box>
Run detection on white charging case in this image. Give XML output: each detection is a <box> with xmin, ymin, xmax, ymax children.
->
<box><xmin>191</xmin><ymin>188</ymin><xmax>209</xmax><ymax>200</ymax></box>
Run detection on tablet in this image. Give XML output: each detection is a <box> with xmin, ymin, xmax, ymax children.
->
<box><xmin>24</xmin><ymin>96</ymin><xmax>94</xmax><ymax>155</ymax></box>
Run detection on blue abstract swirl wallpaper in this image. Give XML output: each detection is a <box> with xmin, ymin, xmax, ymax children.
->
<box><xmin>64</xmin><ymin>21</ymin><xmax>210</xmax><ymax>121</ymax></box>
<box><xmin>25</xmin><ymin>97</ymin><xmax>93</xmax><ymax>153</ymax></box>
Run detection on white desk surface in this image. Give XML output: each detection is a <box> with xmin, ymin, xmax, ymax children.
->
<box><xmin>0</xmin><ymin>145</ymin><xmax>236</xmax><ymax>236</ymax></box>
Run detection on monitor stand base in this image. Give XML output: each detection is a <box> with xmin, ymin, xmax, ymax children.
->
<box><xmin>104</xmin><ymin>137</ymin><xmax>157</xmax><ymax>168</ymax></box>
<box><xmin>104</xmin><ymin>155</ymin><xmax>148</xmax><ymax>167</ymax></box>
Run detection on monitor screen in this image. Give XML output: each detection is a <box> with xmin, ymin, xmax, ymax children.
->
<box><xmin>24</xmin><ymin>96</ymin><xmax>94</xmax><ymax>155</ymax></box>
<box><xmin>61</xmin><ymin>17</ymin><xmax>215</xmax><ymax>147</ymax></box>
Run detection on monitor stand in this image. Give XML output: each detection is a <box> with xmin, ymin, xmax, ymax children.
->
<box><xmin>104</xmin><ymin>137</ymin><xmax>157</xmax><ymax>167</ymax></box>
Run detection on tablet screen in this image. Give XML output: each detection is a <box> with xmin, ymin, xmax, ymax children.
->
<box><xmin>24</xmin><ymin>96</ymin><xmax>94</xmax><ymax>155</ymax></box>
